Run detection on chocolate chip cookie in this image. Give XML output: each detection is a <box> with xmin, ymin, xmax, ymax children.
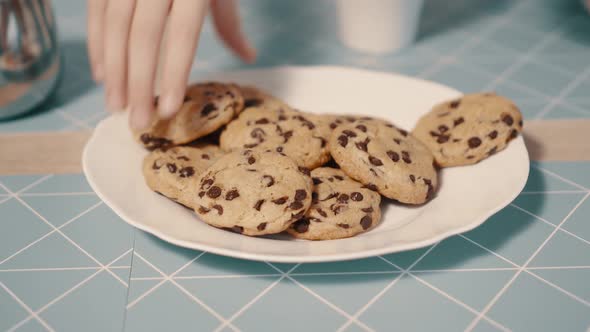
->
<box><xmin>219</xmin><ymin>106</ymin><xmax>331</xmax><ymax>169</ymax></box>
<box><xmin>193</xmin><ymin>149</ymin><xmax>313</xmax><ymax>236</ymax></box>
<box><xmin>135</xmin><ymin>82</ymin><xmax>244</xmax><ymax>150</ymax></box>
<box><xmin>142</xmin><ymin>144</ymin><xmax>225</xmax><ymax>208</ymax></box>
<box><xmin>239</xmin><ymin>85</ymin><xmax>291</xmax><ymax>112</ymax></box>
<box><xmin>329</xmin><ymin>120</ymin><xmax>438</xmax><ymax>204</ymax></box>
<box><xmin>287</xmin><ymin>167</ymin><xmax>381</xmax><ymax>240</ymax></box>
<box><xmin>413</xmin><ymin>93</ymin><xmax>523</xmax><ymax>167</ymax></box>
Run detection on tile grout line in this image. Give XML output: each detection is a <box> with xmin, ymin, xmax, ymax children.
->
<box><xmin>464</xmin><ymin>192</ymin><xmax>590</xmax><ymax>331</ymax></box>
<box><xmin>7</xmin><ymin>249</ymin><xmax>132</xmax><ymax>331</ymax></box>
<box><xmin>335</xmin><ymin>243</ymin><xmax>440</xmax><ymax>332</ymax></box>
<box><xmin>128</xmin><ymin>252</ymin><xmax>241</xmax><ymax>331</ymax></box>
<box><xmin>0</xmin><ymin>191</ymin><xmax>104</xmax><ymax>266</ymax></box>
<box><xmin>121</xmin><ymin>231</ymin><xmax>136</xmax><ymax>332</ymax></box>
<box><xmin>1</xmin><ymin>281</ymin><xmax>55</xmax><ymax>332</ymax></box>
<box><xmin>377</xmin><ymin>255</ymin><xmax>511</xmax><ymax>332</ymax></box>
<box><xmin>535</xmin><ymin>65</ymin><xmax>590</xmax><ymax>119</ymax></box>
<box><xmin>19</xmin><ymin>192</ymin><xmax>97</xmax><ymax>197</ymax></box>
<box><xmin>532</xmin><ymin>165</ymin><xmax>590</xmax><ymax>191</ymax></box>
<box><xmin>461</xmin><ymin>232</ymin><xmax>590</xmax><ymax>309</ymax></box>
<box><xmin>213</xmin><ymin>264</ymin><xmax>301</xmax><ymax>332</ymax></box>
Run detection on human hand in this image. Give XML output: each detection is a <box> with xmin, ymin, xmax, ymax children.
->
<box><xmin>87</xmin><ymin>0</ymin><xmax>255</xmax><ymax>129</ymax></box>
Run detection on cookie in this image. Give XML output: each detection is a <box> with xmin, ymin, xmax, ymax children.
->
<box><xmin>239</xmin><ymin>85</ymin><xmax>291</xmax><ymax>112</ymax></box>
<box><xmin>329</xmin><ymin>120</ymin><xmax>438</xmax><ymax>204</ymax></box>
<box><xmin>135</xmin><ymin>82</ymin><xmax>244</xmax><ymax>150</ymax></box>
<box><xmin>142</xmin><ymin>144</ymin><xmax>225</xmax><ymax>208</ymax></box>
<box><xmin>412</xmin><ymin>93</ymin><xmax>523</xmax><ymax>167</ymax></box>
<box><xmin>287</xmin><ymin>168</ymin><xmax>381</xmax><ymax>240</ymax></box>
<box><xmin>219</xmin><ymin>106</ymin><xmax>331</xmax><ymax>169</ymax></box>
<box><xmin>193</xmin><ymin>149</ymin><xmax>313</xmax><ymax>236</ymax></box>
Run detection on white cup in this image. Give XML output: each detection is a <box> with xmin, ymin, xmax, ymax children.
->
<box><xmin>336</xmin><ymin>0</ymin><xmax>425</xmax><ymax>54</ymax></box>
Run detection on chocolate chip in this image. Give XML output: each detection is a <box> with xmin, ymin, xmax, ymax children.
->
<box><xmin>152</xmin><ymin>160</ymin><xmax>163</xmax><ymax>170</ymax></box>
<box><xmin>298</xmin><ymin>167</ymin><xmax>311</xmax><ymax>176</ymax></box>
<box><xmin>337</xmin><ymin>193</ymin><xmax>349</xmax><ymax>203</ymax></box>
<box><xmin>179</xmin><ymin>167</ymin><xmax>195</xmax><ymax>178</ymax></box>
<box><xmin>229</xmin><ymin>225</ymin><xmax>243</xmax><ymax>233</ymax></box>
<box><xmin>399</xmin><ymin>129</ymin><xmax>408</xmax><ymax>137</ymax></box>
<box><xmin>295</xmin><ymin>189</ymin><xmax>307</xmax><ymax>201</ymax></box>
<box><xmin>225</xmin><ymin>189</ymin><xmax>240</xmax><ymax>201</ymax></box>
<box><xmin>289</xmin><ymin>201</ymin><xmax>304</xmax><ymax>210</ymax></box>
<box><xmin>272</xmin><ymin>196</ymin><xmax>288</xmax><ymax>205</ymax></box>
<box><xmin>467</xmin><ymin>155</ymin><xmax>475</xmax><ymax>159</ymax></box>
<box><xmin>437</xmin><ymin>135</ymin><xmax>450</xmax><ymax>143</ymax></box>
<box><xmin>167</xmin><ymin>163</ymin><xmax>177</xmax><ymax>173</ymax></box>
<box><xmin>401</xmin><ymin>151</ymin><xmax>412</xmax><ymax>164</ymax></box>
<box><xmin>198</xmin><ymin>191</ymin><xmax>206</xmax><ymax>198</ymax></box>
<box><xmin>488</xmin><ymin>146</ymin><xmax>498</xmax><ymax>155</ymax></box>
<box><xmin>393</xmin><ymin>138</ymin><xmax>402</xmax><ymax>145</ymax></box>
<box><xmin>518</xmin><ymin>119</ymin><xmax>523</xmax><ymax>128</ymax></box>
<box><xmin>342</xmin><ymin>130</ymin><xmax>357</xmax><ymax>137</ymax></box>
<box><xmin>453</xmin><ymin>138</ymin><xmax>461</xmax><ymax>142</ymax></box>
<box><xmin>336</xmin><ymin>223</ymin><xmax>349</xmax><ymax>229</ymax></box>
<box><xmin>251</xmin><ymin>128</ymin><xmax>266</xmax><ymax>139</ymax></box>
<box><xmin>423</xmin><ymin>179</ymin><xmax>434</xmax><ymax>200</ymax></box>
<box><xmin>255</xmin><ymin>118</ymin><xmax>270</xmax><ymax>125</ymax></box>
<box><xmin>502</xmin><ymin>114</ymin><xmax>514</xmax><ymax>126</ymax></box>
<box><xmin>488</xmin><ymin>130</ymin><xmax>498</xmax><ymax>139</ymax></box>
<box><xmin>387</xmin><ymin>150</ymin><xmax>400</xmax><ymax>162</ymax></box>
<box><xmin>355</xmin><ymin>138</ymin><xmax>370</xmax><ymax>152</ymax></box>
<box><xmin>244</xmin><ymin>98</ymin><xmax>263</xmax><ymax>108</ymax></box>
<box><xmin>140</xmin><ymin>134</ymin><xmax>173</xmax><ymax>151</ymax></box>
<box><xmin>361</xmin><ymin>207</ymin><xmax>374</xmax><ymax>213</ymax></box>
<box><xmin>311</xmin><ymin>192</ymin><xmax>319</xmax><ymax>203</ymax></box>
<box><xmin>278</xmin><ymin>114</ymin><xmax>287</xmax><ymax>121</ymax></box>
<box><xmin>292</xmin><ymin>210</ymin><xmax>306</xmax><ymax>220</ymax></box>
<box><xmin>177</xmin><ymin>156</ymin><xmax>190</xmax><ymax>161</ymax></box>
<box><xmin>257</xmin><ymin>222</ymin><xmax>267</xmax><ymax>231</ymax></box>
<box><xmin>201</xmin><ymin>103</ymin><xmax>217</xmax><ymax>117</ymax></box>
<box><xmin>430</xmin><ymin>131</ymin><xmax>440</xmax><ymax>137</ymax></box>
<box><xmin>363</xmin><ymin>183</ymin><xmax>378</xmax><ymax>191</ymax></box>
<box><xmin>356</xmin><ymin>124</ymin><xmax>367</xmax><ymax>132</ymax></box>
<box><xmin>409</xmin><ymin>175</ymin><xmax>416</xmax><ymax>183</ymax></box>
<box><xmin>318</xmin><ymin>137</ymin><xmax>327</xmax><ymax>148</ymax></box>
<box><xmin>254</xmin><ymin>199</ymin><xmax>265</xmax><ymax>211</ymax></box>
<box><xmin>312</xmin><ymin>177</ymin><xmax>323</xmax><ymax>185</ymax></box>
<box><xmin>351</xmin><ymin>192</ymin><xmax>363</xmax><ymax>201</ymax></box>
<box><xmin>293</xmin><ymin>219</ymin><xmax>310</xmax><ymax>233</ymax></box>
<box><xmin>507</xmin><ymin>129</ymin><xmax>518</xmax><ymax>142</ymax></box>
<box><xmin>248</xmin><ymin>156</ymin><xmax>256</xmax><ymax>164</ymax></box>
<box><xmin>282</xmin><ymin>130</ymin><xmax>293</xmax><ymax>143</ymax></box>
<box><xmin>369</xmin><ymin>156</ymin><xmax>383</xmax><ymax>166</ymax></box>
<box><xmin>360</xmin><ymin>215</ymin><xmax>372</xmax><ymax>230</ymax></box>
<box><xmin>450</xmin><ymin>100</ymin><xmax>461</xmax><ymax>108</ymax></box>
<box><xmin>468</xmin><ymin>137</ymin><xmax>482</xmax><ymax>148</ymax></box>
<box><xmin>338</xmin><ymin>135</ymin><xmax>348</xmax><ymax>147</ymax></box>
<box><xmin>202</xmin><ymin>178</ymin><xmax>214</xmax><ymax>189</ymax></box>
<box><xmin>321</xmin><ymin>192</ymin><xmax>339</xmax><ymax>201</ymax></box>
<box><xmin>198</xmin><ymin>206</ymin><xmax>210</xmax><ymax>214</ymax></box>
<box><xmin>334</xmin><ymin>175</ymin><xmax>344</xmax><ymax>181</ymax></box>
<box><xmin>212</xmin><ymin>204</ymin><xmax>224</xmax><ymax>215</ymax></box>
<box><xmin>207</xmin><ymin>186</ymin><xmax>222</xmax><ymax>198</ymax></box>
<box><xmin>454</xmin><ymin>117</ymin><xmax>465</xmax><ymax>127</ymax></box>
<box><xmin>244</xmin><ymin>143</ymin><xmax>259</xmax><ymax>148</ymax></box>
<box><xmin>262</xmin><ymin>175</ymin><xmax>275</xmax><ymax>187</ymax></box>
<box><xmin>317</xmin><ymin>208</ymin><xmax>328</xmax><ymax>218</ymax></box>
<box><xmin>438</xmin><ymin>125</ymin><xmax>449</xmax><ymax>133</ymax></box>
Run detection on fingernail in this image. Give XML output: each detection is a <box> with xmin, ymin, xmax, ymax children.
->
<box><xmin>158</xmin><ymin>93</ymin><xmax>181</xmax><ymax>119</ymax></box>
<box><xmin>130</xmin><ymin>108</ymin><xmax>151</xmax><ymax>130</ymax></box>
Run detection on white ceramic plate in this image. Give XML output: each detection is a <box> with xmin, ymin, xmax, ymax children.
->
<box><xmin>83</xmin><ymin>66</ymin><xmax>529</xmax><ymax>263</ymax></box>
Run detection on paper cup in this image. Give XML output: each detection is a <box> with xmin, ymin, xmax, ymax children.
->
<box><xmin>337</xmin><ymin>0</ymin><xmax>425</xmax><ymax>54</ymax></box>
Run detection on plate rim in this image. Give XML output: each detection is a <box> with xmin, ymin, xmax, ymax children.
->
<box><xmin>83</xmin><ymin>65</ymin><xmax>530</xmax><ymax>263</ymax></box>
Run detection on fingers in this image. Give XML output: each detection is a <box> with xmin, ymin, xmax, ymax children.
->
<box><xmin>127</xmin><ymin>0</ymin><xmax>171</xmax><ymax>129</ymax></box>
<box><xmin>157</xmin><ymin>0</ymin><xmax>208</xmax><ymax>118</ymax></box>
<box><xmin>103</xmin><ymin>0</ymin><xmax>136</xmax><ymax>112</ymax></box>
<box><xmin>87</xmin><ymin>0</ymin><xmax>107</xmax><ymax>81</ymax></box>
<box><xmin>211</xmin><ymin>0</ymin><xmax>256</xmax><ymax>63</ymax></box>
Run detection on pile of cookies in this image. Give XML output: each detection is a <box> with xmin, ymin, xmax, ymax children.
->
<box><xmin>138</xmin><ymin>82</ymin><xmax>523</xmax><ymax>240</ymax></box>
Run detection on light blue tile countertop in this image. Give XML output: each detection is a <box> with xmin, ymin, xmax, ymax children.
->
<box><xmin>1</xmin><ymin>0</ymin><xmax>590</xmax><ymax>331</ymax></box>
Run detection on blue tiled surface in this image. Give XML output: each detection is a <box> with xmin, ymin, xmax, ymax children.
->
<box><xmin>1</xmin><ymin>0</ymin><xmax>590</xmax><ymax>331</ymax></box>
